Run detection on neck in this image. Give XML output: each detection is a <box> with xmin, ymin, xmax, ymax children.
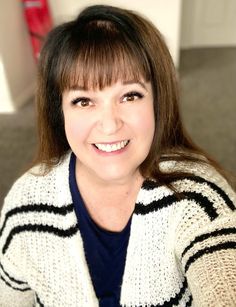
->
<box><xmin>75</xmin><ymin>161</ymin><xmax>144</xmax><ymax>202</ymax></box>
<box><xmin>74</xmin><ymin>159</ymin><xmax>144</xmax><ymax>231</ymax></box>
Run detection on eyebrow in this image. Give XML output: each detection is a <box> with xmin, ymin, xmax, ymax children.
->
<box><xmin>68</xmin><ymin>80</ymin><xmax>147</xmax><ymax>91</ymax></box>
<box><xmin>123</xmin><ymin>80</ymin><xmax>147</xmax><ymax>90</ymax></box>
<box><xmin>69</xmin><ymin>85</ymin><xmax>87</xmax><ymax>91</ymax></box>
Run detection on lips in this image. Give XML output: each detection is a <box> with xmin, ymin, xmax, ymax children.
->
<box><xmin>93</xmin><ymin>140</ymin><xmax>129</xmax><ymax>152</ymax></box>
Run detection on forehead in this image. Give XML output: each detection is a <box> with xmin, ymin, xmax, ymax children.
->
<box><xmin>58</xmin><ymin>32</ymin><xmax>150</xmax><ymax>92</ymax></box>
<box><xmin>66</xmin><ymin>79</ymin><xmax>149</xmax><ymax>91</ymax></box>
<box><xmin>60</xmin><ymin>58</ymin><xmax>150</xmax><ymax>93</ymax></box>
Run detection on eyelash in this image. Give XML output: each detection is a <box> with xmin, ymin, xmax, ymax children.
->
<box><xmin>122</xmin><ymin>91</ymin><xmax>144</xmax><ymax>102</ymax></box>
<box><xmin>71</xmin><ymin>97</ymin><xmax>91</xmax><ymax>107</ymax></box>
<box><xmin>71</xmin><ymin>91</ymin><xmax>144</xmax><ymax>107</ymax></box>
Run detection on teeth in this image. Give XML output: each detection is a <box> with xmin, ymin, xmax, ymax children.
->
<box><xmin>95</xmin><ymin>140</ymin><xmax>129</xmax><ymax>152</ymax></box>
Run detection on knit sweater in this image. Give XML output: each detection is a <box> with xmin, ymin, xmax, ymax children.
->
<box><xmin>0</xmin><ymin>152</ymin><xmax>236</xmax><ymax>307</ymax></box>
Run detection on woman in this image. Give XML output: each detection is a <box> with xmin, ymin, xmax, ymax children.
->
<box><xmin>0</xmin><ymin>4</ymin><xmax>235</xmax><ymax>307</ymax></box>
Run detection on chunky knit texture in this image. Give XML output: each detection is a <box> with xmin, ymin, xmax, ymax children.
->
<box><xmin>0</xmin><ymin>152</ymin><xmax>236</xmax><ymax>307</ymax></box>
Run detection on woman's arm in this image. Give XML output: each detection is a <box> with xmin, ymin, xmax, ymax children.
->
<box><xmin>175</xmin><ymin>177</ymin><xmax>236</xmax><ymax>306</ymax></box>
<box><xmin>0</xmin><ymin>196</ymin><xmax>35</xmax><ymax>307</ymax></box>
<box><xmin>184</xmin><ymin>241</ymin><xmax>236</xmax><ymax>306</ymax></box>
<box><xmin>0</xmin><ymin>257</ymin><xmax>35</xmax><ymax>307</ymax></box>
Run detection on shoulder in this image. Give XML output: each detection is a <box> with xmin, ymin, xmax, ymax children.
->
<box><xmin>170</xmin><ymin>159</ymin><xmax>236</xmax><ymax>217</ymax></box>
<box><xmin>1</xmin><ymin>152</ymin><xmax>72</xmax><ymax>215</ymax></box>
<box><xmin>157</xmin><ymin>160</ymin><xmax>236</xmax><ymax>268</ymax></box>
<box><xmin>139</xmin><ymin>159</ymin><xmax>236</xmax><ymax>274</ymax></box>
<box><xmin>138</xmin><ymin>159</ymin><xmax>236</xmax><ymax>217</ymax></box>
<box><xmin>0</xmin><ymin>152</ymin><xmax>75</xmax><ymax>258</ymax></box>
<box><xmin>137</xmin><ymin>159</ymin><xmax>236</xmax><ymax>250</ymax></box>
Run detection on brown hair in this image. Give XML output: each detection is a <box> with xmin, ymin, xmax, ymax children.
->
<box><xmin>33</xmin><ymin>4</ymin><xmax>232</xmax><ymax>187</ymax></box>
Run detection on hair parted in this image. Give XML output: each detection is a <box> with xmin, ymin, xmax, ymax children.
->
<box><xmin>33</xmin><ymin>4</ymin><xmax>231</xmax><ymax>187</ymax></box>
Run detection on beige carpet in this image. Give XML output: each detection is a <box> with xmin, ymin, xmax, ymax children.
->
<box><xmin>179</xmin><ymin>47</ymin><xmax>236</xmax><ymax>173</ymax></box>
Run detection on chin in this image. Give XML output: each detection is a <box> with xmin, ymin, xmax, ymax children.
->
<box><xmin>94</xmin><ymin>166</ymin><xmax>139</xmax><ymax>184</ymax></box>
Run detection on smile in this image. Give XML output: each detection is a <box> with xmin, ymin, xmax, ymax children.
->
<box><xmin>94</xmin><ymin>140</ymin><xmax>129</xmax><ymax>152</ymax></box>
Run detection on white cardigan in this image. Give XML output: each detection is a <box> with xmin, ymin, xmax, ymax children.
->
<box><xmin>0</xmin><ymin>152</ymin><xmax>236</xmax><ymax>306</ymax></box>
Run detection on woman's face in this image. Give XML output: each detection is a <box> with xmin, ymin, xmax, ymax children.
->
<box><xmin>62</xmin><ymin>80</ymin><xmax>155</xmax><ymax>184</ymax></box>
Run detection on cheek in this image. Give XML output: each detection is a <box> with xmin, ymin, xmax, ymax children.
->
<box><xmin>130</xmin><ymin>105</ymin><xmax>155</xmax><ymax>136</ymax></box>
<box><xmin>63</xmin><ymin>112</ymin><xmax>89</xmax><ymax>144</ymax></box>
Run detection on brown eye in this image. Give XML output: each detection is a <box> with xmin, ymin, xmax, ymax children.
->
<box><xmin>71</xmin><ymin>97</ymin><xmax>91</xmax><ymax>107</ymax></box>
<box><xmin>126</xmin><ymin>95</ymin><xmax>135</xmax><ymax>102</ymax></box>
<box><xmin>122</xmin><ymin>91</ymin><xmax>144</xmax><ymax>102</ymax></box>
<box><xmin>80</xmin><ymin>100</ymin><xmax>90</xmax><ymax>107</ymax></box>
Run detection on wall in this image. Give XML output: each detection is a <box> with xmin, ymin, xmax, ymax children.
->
<box><xmin>0</xmin><ymin>0</ymin><xmax>182</xmax><ymax>113</ymax></box>
<box><xmin>0</xmin><ymin>0</ymin><xmax>36</xmax><ymax>113</ymax></box>
<box><xmin>181</xmin><ymin>0</ymin><xmax>236</xmax><ymax>48</ymax></box>
<box><xmin>48</xmin><ymin>0</ymin><xmax>182</xmax><ymax>66</ymax></box>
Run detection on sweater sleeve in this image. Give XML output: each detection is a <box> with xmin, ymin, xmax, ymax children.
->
<box><xmin>174</xmin><ymin>175</ymin><xmax>236</xmax><ymax>307</ymax></box>
<box><xmin>0</xmin><ymin>196</ymin><xmax>35</xmax><ymax>307</ymax></box>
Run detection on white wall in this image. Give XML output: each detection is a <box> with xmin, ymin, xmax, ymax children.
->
<box><xmin>48</xmin><ymin>0</ymin><xmax>182</xmax><ymax>66</ymax></box>
<box><xmin>181</xmin><ymin>0</ymin><xmax>236</xmax><ymax>48</ymax></box>
<box><xmin>0</xmin><ymin>0</ymin><xmax>182</xmax><ymax>113</ymax></box>
<box><xmin>0</xmin><ymin>0</ymin><xmax>36</xmax><ymax>113</ymax></box>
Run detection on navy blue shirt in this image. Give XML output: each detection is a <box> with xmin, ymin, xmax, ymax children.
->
<box><xmin>69</xmin><ymin>153</ymin><xmax>132</xmax><ymax>307</ymax></box>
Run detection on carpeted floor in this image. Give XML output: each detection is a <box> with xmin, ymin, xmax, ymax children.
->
<box><xmin>179</xmin><ymin>47</ymin><xmax>236</xmax><ymax>172</ymax></box>
<box><xmin>0</xmin><ymin>100</ymin><xmax>37</xmax><ymax>208</ymax></box>
<box><xmin>0</xmin><ymin>47</ymin><xmax>236</xmax><ymax>209</ymax></box>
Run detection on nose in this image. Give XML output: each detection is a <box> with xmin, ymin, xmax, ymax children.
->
<box><xmin>97</xmin><ymin>105</ymin><xmax>123</xmax><ymax>135</ymax></box>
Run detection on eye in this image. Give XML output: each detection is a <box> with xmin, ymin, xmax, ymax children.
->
<box><xmin>71</xmin><ymin>97</ymin><xmax>92</xmax><ymax>107</ymax></box>
<box><xmin>122</xmin><ymin>91</ymin><xmax>144</xmax><ymax>102</ymax></box>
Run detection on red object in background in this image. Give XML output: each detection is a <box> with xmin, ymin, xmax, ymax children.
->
<box><xmin>22</xmin><ymin>0</ymin><xmax>53</xmax><ymax>61</ymax></box>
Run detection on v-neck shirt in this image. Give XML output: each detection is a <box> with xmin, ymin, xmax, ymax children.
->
<box><xmin>69</xmin><ymin>153</ymin><xmax>132</xmax><ymax>307</ymax></box>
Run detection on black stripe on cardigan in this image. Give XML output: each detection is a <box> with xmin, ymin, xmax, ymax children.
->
<box><xmin>134</xmin><ymin>194</ymin><xmax>178</xmax><ymax>214</ymax></box>
<box><xmin>0</xmin><ymin>262</ymin><xmax>28</xmax><ymax>286</ymax></box>
<box><xmin>137</xmin><ymin>277</ymin><xmax>191</xmax><ymax>306</ymax></box>
<box><xmin>0</xmin><ymin>203</ymin><xmax>74</xmax><ymax>237</ymax></box>
<box><xmin>2</xmin><ymin>223</ymin><xmax>78</xmax><ymax>254</ymax></box>
<box><xmin>179</xmin><ymin>176</ymin><xmax>235</xmax><ymax>211</ymax></box>
<box><xmin>184</xmin><ymin>241</ymin><xmax>236</xmax><ymax>273</ymax></box>
<box><xmin>181</xmin><ymin>227</ymin><xmax>236</xmax><ymax>258</ymax></box>
<box><xmin>158</xmin><ymin>277</ymin><xmax>189</xmax><ymax>307</ymax></box>
<box><xmin>141</xmin><ymin>179</ymin><xmax>159</xmax><ymax>190</ymax></box>
<box><xmin>0</xmin><ymin>275</ymin><xmax>31</xmax><ymax>292</ymax></box>
<box><xmin>186</xmin><ymin>295</ymin><xmax>193</xmax><ymax>307</ymax></box>
<box><xmin>36</xmin><ymin>293</ymin><xmax>45</xmax><ymax>307</ymax></box>
<box><xmin>134</xmin><ymin>192</ymin><xmax>218</xmax><ymax>220</ymax></box>
<box><xmin>142</xmin><ymin>176</ymin><xmax>235</xmax><ymax>212</ymax></box>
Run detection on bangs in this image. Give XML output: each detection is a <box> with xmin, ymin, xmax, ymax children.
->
<box><xmin>58</xmin><ymin>20</ymin><xmax>151</xmax><ymax>91</ymax></box>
